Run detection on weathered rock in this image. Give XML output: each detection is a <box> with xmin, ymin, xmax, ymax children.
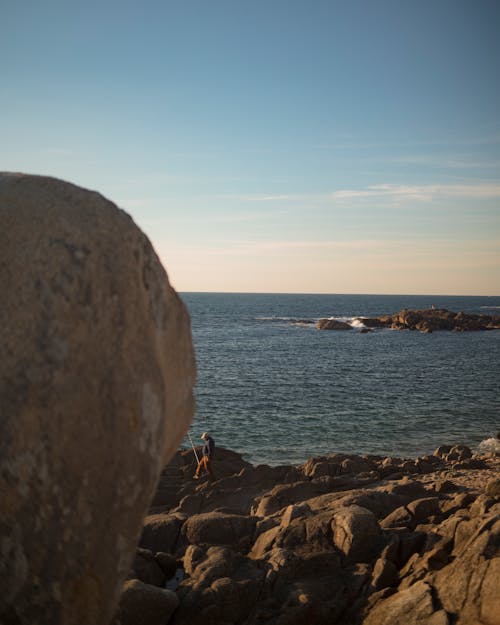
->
<box><xmin>414</xmin><ymin>458</ymin><xmax>435</xmax><ymax>474</ymax></box>
<box><xmin>363</xmin><ymin>580</ymin><xmax>448</xmax><ymax>625</ymax></box>
<box><xmin>407</xmin><ymin>497</ymin><xmax>441</xmax><ymax>523</ymax></box>
<box><xmin>175</xmin><ymin>546</ymin><xmax>265</xmax><ymax>625</ymax></box>
<box><xmin>341</xmin><ymin>456</ymin><xmax>376</xmax><ymax>475</ymax></box>
<box><xmin>302</xmin><ymin>456</ymin><xmax>341</xmax><ymax>478</ymax></box>
<box><xmin>453</xmin><ymin>457</ymin><xmax>486</xmax><ymax>471</ymax></box>
<box><xmin>380</xmin><ymin>505</ymin><xmax>413</xmax><ymax>529</ymax></box>
<box><xmin>249</xmin><ymin>525</ymin><xmax>282</xmax><ymax>559</ymax></box>
<box><xmin>140</xmin><ymin>513</ymin><xmax>187</xmax><ymax>554</ymax></box>
<box><xmin>432</xmin><ymin>514</ymin><xmax>500</xmax><ymax>625</ymax></box>
<box><xmin>182</xmin><ymin>511</ymin><xmax>257</xmax><ymax>551</ymax></box>
<box><xmin>434</xmin><ymin>445</ymin><xmax>453</xmax><ymax>459</ymax></box>
<box><xmin>113</xmin><ymin>579</ymin><xmax>179</xmax><ymax>625</ymax></box>
<box><xmin>280</xmin><ymin>503</ymin><xmax>311</xmax><ymax>529</ymax></box>
<box><xmin>252</xmin><ymin>480</ymin><xmax>328</xmax><ymax>516</ymax></box>
<box><xmin>434</xmin><ymin>479</ymin><xmax>457</xmax><ymax>493</ymax></box>
<box><xmin>370</xmin><ymin>557</ymin><xmax>399</xmax><ymax>591</ymax></box>
<box><xmin>0</xmin><ymin>174</ymin><xmax>195</xmax><ymax>625</ymax></box>
<box><xmin>446</xmin><ymin>444</ymin><xmax>472</xmax><ymax>462</ymax></box>
<box><xmin>332</xmin><ymin>505</ymin><xmax>381</xmax><ymax>563</ymax></box>
<box><xmin>486</xmin><ymin>477</ymin><xmax>500</xmax><ymax>498</ymax></box>
<box><xmin>469</xmin><ymin>494</ymin><xmax>496</xmax><ymax>518</ymax></box>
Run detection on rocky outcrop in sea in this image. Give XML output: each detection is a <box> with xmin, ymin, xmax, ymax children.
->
<box><xmin>115</xmin><ymin>444</ymin><xmax>500</xmax><ymax>625</ymax></box>
<box><xmin>317</xmin><ymin>308</ymin><xmax>500</xmax><ymax>333</ymax></box>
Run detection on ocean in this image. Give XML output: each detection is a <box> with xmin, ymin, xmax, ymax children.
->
<box><xmin>180</xmin><ymin>293</ymin><xmax>500</xmax><ymax>466</ymax></box>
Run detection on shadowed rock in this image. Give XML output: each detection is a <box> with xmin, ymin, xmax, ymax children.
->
<box><xmin>113</xmin><ymin>580</ymin><xmax>179</xmax><ymax>625</ymax></box>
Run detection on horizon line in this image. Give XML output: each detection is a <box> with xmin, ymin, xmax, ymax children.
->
<box><xmin>177</xmin><ymin>290</ymin><xmax>500</xmax><ymax>298</ymax></box>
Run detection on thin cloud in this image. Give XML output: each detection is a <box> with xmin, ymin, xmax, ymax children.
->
<box><xmin>246</xmin><ymin>194</ymin><xmax>290</xmax><ymax>202</ymax></box>
<box><xmin>331</xmin><ymin>183</ymin><xmax>500</xmax><ymax>202</ymax></box>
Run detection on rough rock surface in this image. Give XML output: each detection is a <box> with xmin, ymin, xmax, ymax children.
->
<box><xmin>0</xmin><ymin>173</ymin><xmax>196</xmax><ymax>625</ymax></box>
<box><xmin>121</xmin><ymin>441</ymin><xmax>500</xmax><ymax>624</ymax></box>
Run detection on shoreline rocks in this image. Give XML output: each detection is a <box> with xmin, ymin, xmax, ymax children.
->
<box><xmin>117</xmin><ymin>443</ymin><xmax>500</xmax><ymax>625</ymax></box>
<box><xmin>317</xmin><ymin>308</ymin><xmax>500</xmax><ymax>332</ymax></box>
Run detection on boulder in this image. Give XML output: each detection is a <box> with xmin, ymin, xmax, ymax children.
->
<box><xmin>433</xmin><ymin>514</ymin><xmax>500</xmax><ymax>624</ymax></box>
<box><xmin>113</xmin><ymin>579</ymin><xmax>179</xmax><ymax>625</ymax></box>
<box><xmin>434</xmin><ymin>445</ymin><xmax>453</xmax><ymax>459</ymax></box>
<box><xmin>0</xmin><ymin>174</ymin><xmax>195</xmax><ymax>625</ymax></box>
<box><xmin>182</xmin><ymin>511</ymin><xmax>257</xmax><ymax>550</ymax></box>
<box><xmin>486</xmin><ymin>478</ymin><xmax>500</xmax><ymax>498</ymax></box>
<box><xmin>302</xmin><ymin>457</ymin><xmax>341</xmax><ymax>478</ymax></box>
<box><xmin>446</xmin><ymin>445</ymin><xmax>472</xmax><ymax>462</ymax></box>
<box><xmin>370</xmin><ymin>557</ymin><xmax>399</xmax><ymax>591</ymax></box>
<box><xmin>175</xmin><ymin>546</ymin><xmax>265</xmax><ymax>625</ymax></box>
<box><xmin>407</xmin><ymin>497</ymin><xmax>441</xmax><ymax>523</ymax></box>
<box><xmin>341</xmin><ymin>456</ymin><xmax>376</xmax><ymax>475</ymax></box>
<box><xmin>140</xmin><ymin>513</ymin><xmax>187</xmax><ymax>554</ymax></box>
<box><xmin>363</xmin><ymin>580</ymin><xmax>448</xmax><ymax>625</ymax></box>
<box><xmin>331</xmin><ymin>505</ymin><xmax>381</xmax><ymax>563</ymax></box>
<box><xmin>252</xmin><ymin>480</ymin><xmax>328</xmax><ymax>516</ymax></box>
<box><xmin>380</xmin><ymin>506</ymin><xmax>413</xmax><ymax>529</ymax></box>
<box><xmin>281</xmin><ymin>503</ymin><xmax>311</xmax><ymax>529</ymax></box>
<box><xmin>249</xmin><ymin>525</ymin><xmax>281</xmax><ymax>559</ymax></box>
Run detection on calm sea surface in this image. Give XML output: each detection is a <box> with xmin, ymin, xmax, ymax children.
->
<box><xmin>180</xmin><ymin>293</ymin><xmax>500</xmax><ymax>466</ymax></box>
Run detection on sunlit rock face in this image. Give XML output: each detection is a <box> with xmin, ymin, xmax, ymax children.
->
<box><xmin>0</xmin><ymin>173</ymin><xmax>196</xmax><ymax>625</ymax></box>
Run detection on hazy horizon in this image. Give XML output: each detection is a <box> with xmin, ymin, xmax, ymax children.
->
<box><xmin>2</xmin><ymin>1</ymin><xmax>499</xmax><ymax>296</ymax></box>
<box><xmin>177</xmin><ymin>290</ymin><xmax>500</xmax><ymax>297</ymax></box>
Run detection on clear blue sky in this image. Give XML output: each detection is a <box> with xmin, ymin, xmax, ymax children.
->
<box><xmin>2</xmin><ymin>0</ymin><xmax>500</xmax><ymax>294</ymax></box>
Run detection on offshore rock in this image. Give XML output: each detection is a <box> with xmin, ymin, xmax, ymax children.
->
<box><xmin>0</xmin><ymin>174</ymin><xmax>195</xmax><ymax>625</ymax></box>
<box><xmin>317</xmin><ymin>318</ymin><xmax>353</xmax><ymax>330</ymax></box>
<box><xmin>358</xmin><ymin>308</ymin><xmax>500</xmax><ymax>332</ymax></box>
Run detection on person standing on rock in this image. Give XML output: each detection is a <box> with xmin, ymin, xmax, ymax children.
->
<box><xmin>194</xmin><ymin>432</ymin><xmax>215</xmax><ymax>480</ymax></box>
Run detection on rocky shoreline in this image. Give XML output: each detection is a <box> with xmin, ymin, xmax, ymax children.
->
<box><xmin>317</xmin><ymin>308</ymin><xmax>500</xmax><ymax>332</ymax></box>
<box><xmin>114</xmin><ymin>444</ymin><xmax>500</xmax><ymax>625</ymax></box>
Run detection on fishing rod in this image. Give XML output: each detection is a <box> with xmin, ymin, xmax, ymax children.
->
<box><xmin>187</xmin><ymin>431</ymin><xmax>200</xmax><ymax>464</ymax></box>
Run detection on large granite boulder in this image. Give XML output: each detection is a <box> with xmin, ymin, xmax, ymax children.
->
<box><xmin>0</xmin><ymin>174</ymin><xmax>196</xmax><ymax>625</ymax></box>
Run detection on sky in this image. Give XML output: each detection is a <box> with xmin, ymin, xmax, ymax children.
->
<box><xmin>2</xmin><ymin>0</ymin><xmax>500</xmax><ymax>295</ymax></box>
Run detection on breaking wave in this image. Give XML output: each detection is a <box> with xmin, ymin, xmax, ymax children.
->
<box><xmin>478</xmin><ymin>437</ymin><xmax>500</xmax><ymax>454</ymax></box>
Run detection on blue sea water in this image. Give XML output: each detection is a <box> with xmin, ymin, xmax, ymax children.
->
<box><xmin>180</xmin><ymin>293</ymin><xmax>500</xmax><ymax>466</ymax></box>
